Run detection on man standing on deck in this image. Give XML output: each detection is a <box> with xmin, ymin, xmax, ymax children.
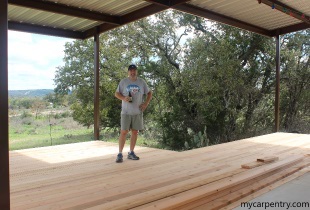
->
<box><xmin>114</xmin><ymin>64</ymin><xmax>152</xmax><ymax>163</ymax></box>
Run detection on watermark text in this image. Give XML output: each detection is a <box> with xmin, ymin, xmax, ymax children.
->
<box><xmin>241</xmin><ymin>201</ymin><xmax>309</xmax><ymax>209</ymax></box>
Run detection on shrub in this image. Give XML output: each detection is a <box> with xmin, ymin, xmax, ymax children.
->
<box><xmin>21</xmin><ymin>111</ymin><xmax>32</xmax><ymax>119</ymax></box>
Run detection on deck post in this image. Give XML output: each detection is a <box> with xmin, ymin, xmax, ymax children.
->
<box><xmin>94</xmin><ymin>28</ymin><xmax>100</xmax><ymax>140</ymax></box>
<box><xmin>0</xmin><ymin>0</ymin><xmax>11</xmax><ymax>209</ymax></box>
<box><xmin>275</xmin><ymin>34</ymin><xmax>280</xmax><ymax>132</ymax></box>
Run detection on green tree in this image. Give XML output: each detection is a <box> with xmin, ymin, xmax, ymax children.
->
<box><xmin>280</xmin><ymin>30</ymin><xmax>309</xmax><ymax>132</ymax></box>
<box><xmin>44</xmin><ymin>93</ymin><xmax>72</xmax><ymax>108</ymax></box>
<box><xmin>54</xmin><ymin>11</ymin><xmax>309</xmax><ymax>150</ymax></box>
<box><xmin>31</xmin><ymin>98</ymin><xmax>47</xmax><ymax>119</ymax></box>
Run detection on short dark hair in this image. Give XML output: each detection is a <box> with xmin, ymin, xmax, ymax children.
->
<box><xmin>128</xmin><ymin>64</ymin><xmax>137</xmax><ymax>70</ymax></box>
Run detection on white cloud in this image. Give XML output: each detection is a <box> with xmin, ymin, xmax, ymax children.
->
<box><xmin>8</xmin><ymin>31</ymin><xmax>73</xmax><ymax>90</ymax></box>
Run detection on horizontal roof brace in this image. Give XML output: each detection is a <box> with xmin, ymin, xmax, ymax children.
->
<box><xmin>261</xmin><ymin>0</ymin><xmax>310</xmax><ymax>25</ymax></box>
<box><xmin>9</xmin><ymin>0</ymin><xmax>121</xmax><ymax>25</ymax></box>
<box><xmin>174</xmin><ymin>4</ymin><xmax>273</xmax><ymax>37</ymax></box>
<box><xmin>8</xmin><ymin>21</ymin><xmax>85</xmax><ymax>39</ymax></box>
<box><xmin>270</xmin><ymin>22</ymin><xmax>310</xmax><ymax>36</ymax></box>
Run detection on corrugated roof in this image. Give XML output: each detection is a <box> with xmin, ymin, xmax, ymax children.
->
<box><xmin>7</xmin><ymin>0</ymin><xmax>310</xmax><ymax>39</ymax></box>
<box><xmin>51</xmin><ymin>0</ymin><xmax>152</xmax><ymax>16</ymax></box>
<box><xmin>188</xmin><ymin>0</ymin><xmax>303</xmax><ymax>30</ymax></box>
<box><xmin>9</xmin><ymin>5</ymin><xmax>102</xmax><ymax>31</ymax></box>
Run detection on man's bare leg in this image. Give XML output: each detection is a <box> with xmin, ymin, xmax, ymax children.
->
<box><xmin>127</xmin><ymin>129</ymin><xmax>140</xmax><ymax>160</ymax></box>
<box><xmin>130</xmin><ymin>129</ymin><xmax>138</xmax><ymax>151</ymax></box>
<box><xmin>119</xmin><ymin>130</ymin><xmax>128</xmax><ymax>153</ymax></box>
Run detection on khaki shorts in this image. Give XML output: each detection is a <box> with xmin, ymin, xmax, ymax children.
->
<box><xmin>121</xmin><ymin>114</ymin><xmax>144</xmax><ymax>131</ymax></box>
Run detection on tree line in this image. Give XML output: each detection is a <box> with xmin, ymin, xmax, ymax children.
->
<box><xmin>53</xmin><ymin>11</ymin><xmax>309</xmax><ymax>150</ymax></box>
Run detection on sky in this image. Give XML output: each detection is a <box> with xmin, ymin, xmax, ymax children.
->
<box><xmin>8</xmin><ymin>31</ymin><xmax>73</xmax><ymax>90</ymax></box>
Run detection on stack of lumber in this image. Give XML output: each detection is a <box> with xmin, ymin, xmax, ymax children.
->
<box><xmin>9</xmin><ymin>132</ymin><xmax>310</xmax><ymax>210</ymax></box>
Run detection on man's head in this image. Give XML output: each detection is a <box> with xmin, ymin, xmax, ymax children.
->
<box><xmin>128</xmin><ymin>64</ymin><xmax>137</xmax><ymax>79</ymax></box>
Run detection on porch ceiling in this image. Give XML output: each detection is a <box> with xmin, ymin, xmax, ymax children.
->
<box><xmin>8</xmin><ymin>0</ymin><xmax>310</xmax><ymax>39</ymax></box>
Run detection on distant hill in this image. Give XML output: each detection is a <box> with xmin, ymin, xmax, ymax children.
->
<box><xmin>9</xmin><ymin>89</ymin><xmax>54</xmax><ymax>98</ymax></box>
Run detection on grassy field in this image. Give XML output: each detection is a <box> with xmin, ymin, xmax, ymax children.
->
<box><xmin>9</xmin><ymin>108</ymin><xmax>160</xmax><ymax>151</ymax></box>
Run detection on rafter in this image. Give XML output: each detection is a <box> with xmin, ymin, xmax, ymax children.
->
<box><xmin>260</xmin><ymin>0</ymin><xmax>310</xmax><ymax>25</ymax></box>
<box><xmin>9</xmin><ymin>0</ymin><xmax>121</xmax><ymax>25</ymax></box>
<box><xmin>8</xmin><ymin>21</ymin><xmax>84</xmax><ymax>39</ymax></box>
<box><xmin>270</xmin><ymin>22</ymin><xmax>310</xmax><ymax>36</ymax></box>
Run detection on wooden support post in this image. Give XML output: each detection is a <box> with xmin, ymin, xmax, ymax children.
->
<box><xmin>0</xmin><ymin>0</ymin><xmax>10</xmax><ymax>209</ymax></box>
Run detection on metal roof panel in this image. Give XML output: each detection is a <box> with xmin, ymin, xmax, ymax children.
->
<box><xmin>8</xmin><ymin>5</ymin><xmax>102</xmax><ymax>32</ymax></box>
<box><xmin>47</xmin><ymin>0</ymin><xmax>152</xmax><ymax>15</ymax></box>
<box><xmin>189</xmin><ymin>0</ymin><xmax>309</xmax><ymax>30</ymax></box>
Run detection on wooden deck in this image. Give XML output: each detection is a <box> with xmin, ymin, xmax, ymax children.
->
<box><xmin>10</xmin><ymin>132</ymin><xmax>310</xmax><ymax>210</ymax></box>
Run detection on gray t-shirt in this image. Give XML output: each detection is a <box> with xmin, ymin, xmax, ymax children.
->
<box><xmin>116</xmin><ymin>77</ymin><xmax>150</xmax><ymax>115</ymax></box>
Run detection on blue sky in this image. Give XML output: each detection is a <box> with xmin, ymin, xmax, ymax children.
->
<box><xmin>8</xmin><ymin>31</ymin><xmax>73</xmax><ymax>90</ymax></box>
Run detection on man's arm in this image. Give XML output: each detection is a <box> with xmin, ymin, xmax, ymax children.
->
<box><xmin>139</xmin><ymin>91</ymin><xmax>152</xmax><ymax>111</ymax></box>
<box><xmin>145</xmin><ymin>91</ymin><xmax>152</xmax><ymax>106</ymax></box>
<box><xmin>115</xmin><ymin>92</ymin><xmax>130</xmax><ymax>102</ymax></box>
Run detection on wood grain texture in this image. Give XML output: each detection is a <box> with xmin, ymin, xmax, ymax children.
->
<box><xmin>9</xmin><ymin>133</ymin><xmax>310</xmax><ymax>210</ymax></box>
<box><xmin>257</xmin><ymin>156</ymin><xmax>279</xmax><ymax>163</ymax></box>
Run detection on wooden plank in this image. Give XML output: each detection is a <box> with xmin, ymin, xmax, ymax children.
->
<box><xmin>12</xmin><ymin>163</ymin><xmax>229</xmax><ymax>205</ymax></box>
<box><xmin>13</xmin><ymin>136</ymin><xmax>280</xmax><ymax>194</ymax></box>
<box><xmin>131</xmin><ymin>157</ymin><xmax>307</xmax><ymax>210</ymax></box>
<box><xmin>12</xmin><ymin>165</ymin><xmax>243</xmax><ymax>209</ymax></box>
<box><xmin>193</xmin><ymin>160</ymin><xmax>310</xmax><ymax>210</ymax></box>
<box><xmin>12</xmin><ymin>142</ymin><xmax>253</xmax><ymax>206</ymax></box>
<box><xmin>242</xmin><ymin>156</ymin><xmax>279</xmax><ymax>169</ymax></box>
<box><xmin>83</xmin><ymin>155</ymin><xmax>304</xmax><ymax>210</ymax></box>
<box><xmin>241</xmin><ymin>161</ymin><xmax>265</xmax><ymax>169</ymax></box>
<box><xmin>9</xmin><ymin>133</ymin><xmax>310</xmax><ymax>210</ymax></box>
<box><xmin>223</xmin><ymin>166</ymin><xmax>310</xmax><ymax>210</ymax></box>
<box><xmin>149</xmin><ymin>162</ymin><xmax>294</xmax><ymax>210</ymax></box>
<box><xmin>257</xmin><ymin>156</ymin><xmax>279</xmax><ymax>163</ymax></box>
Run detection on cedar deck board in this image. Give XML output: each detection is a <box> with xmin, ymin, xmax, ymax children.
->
<box><xmin>118</xmin><ymin>156</ymin><xmax>304</xmax><ymax>210</ymax></box>
<box><xmin>192</xmin><ymin>160</ymin><xmax>310</xmax><ymax>210</ymax></box>
<box><xmin>222</xmin><ymin>167</ymin><xmax>310</xmax><ymax>210</ymax></box>
<box><xmin>10</xmin><ymin>133</ymin><xmax>310</xmax><ymax>210</ymax></box>
<box><xmin>257</xmin><ymin>156</ymin><xmax>279</xmax><ymax>163</ymax></box>
<box><xmin>132</xmin><ymin>160</ymin><xmax>306</xmax><ymax>210</ymax></box>
<box><xmin>241</xmin><ymin>161</ymin><xmax>265</xmax><ymax>169</ymax></box>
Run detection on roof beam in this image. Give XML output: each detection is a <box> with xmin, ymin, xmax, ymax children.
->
<box><xmin>173</xmin><ymin>3</ymin><xmax>273</xmax><ymax>37</ymax></box>
<box><xmin>83</xmin><ymin>4</ymin><xmax>168</xmax><ymax>39</ymax></box>
<box><xmin>9</xmin><ymin>0</ymin><xmax>121</xmax><ymax>25</ymax></box>
<box><xmin>8</xmin><ymin>21</ymin><xmax>84</xmax><ymax>39</ymax></box>
<box><xmin>270</xmin><ymin>22</ymin><xmax>310</xmax><ymax>36</ymax></box>
<box><xmin>260</xmin><ymin>0</ymin><xmax>310</xmax><ymax>25</ymax></box>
